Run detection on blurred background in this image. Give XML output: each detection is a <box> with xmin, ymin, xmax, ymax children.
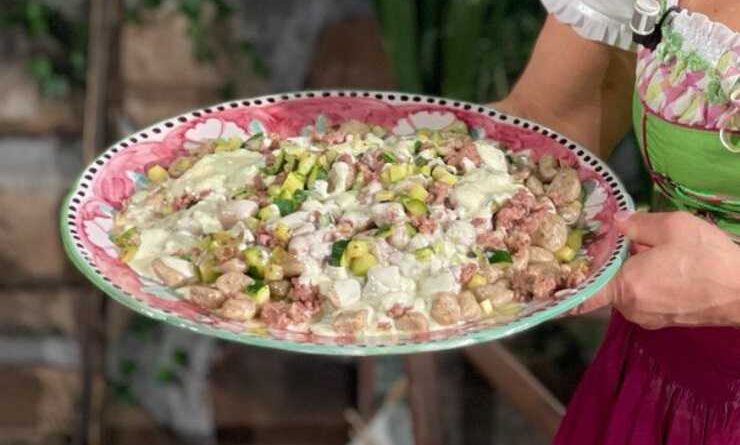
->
<box><xmin>0</xmin><ymin>0</ymin><xmax>649</xmax><ymax>444</ymax></box>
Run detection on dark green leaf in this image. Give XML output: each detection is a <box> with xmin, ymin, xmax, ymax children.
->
<box><xmin>487</xmin><ymin>249</ymin><xmax>512</xmax><ymax>264</ymax></box>
<box><xmin>273</xmin><ymin>198</ymin><xmax>296</xmax><ymax>216</ymax></box>
<box><xmin>246</xmin><ymin>279</ymin><xmax>265</xmax><ymax>294</ymax></box>
<box><xmin>382</xmin><ymin>151</ymin><xmax>397</xmax><ymax>163</ymax></box>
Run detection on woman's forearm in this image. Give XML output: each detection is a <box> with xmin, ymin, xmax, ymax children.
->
<box><xmin>490</xmin><ymin>16</ymin><xmax>636</xmax><ymax>160</ymax></box>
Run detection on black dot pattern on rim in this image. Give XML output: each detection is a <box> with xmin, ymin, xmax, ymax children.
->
<box><xmin>337</xmin><ymin>91</ymin><xmax>346</xmax><ymax>96</ymax></box>
<box><xmin>267</xmin><ymin>97</ymin><xmax>276</xmax><ymax>103</ymax></box>
<box><xmin>178</xmin><ymin>116</ymin><xmax>187</xmax><ymax>122</ymax></box>
<box><xmin>153</xmin><ymin>128</ymin><xmax>161</xmax><ymax>133</ymax></box>
<box><xmin>130</xmin><ymin>137</ymin><xmax>138</xmax><ymax>143</ymax></box>
<box><xmin>306</xmin><ymin>92</ymin><xmax>315</xmax><ymax>98</ymax></box>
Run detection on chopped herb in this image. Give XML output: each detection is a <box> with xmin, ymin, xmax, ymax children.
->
<box><xmin>382</xmin><ymin>151</ymin><xmax>397</xmax><ymax>163</ymax></box>
<box><xmin>329</xmin><ymin>239</ymin><xmax>350</xmax><ymax>266</ymax></box>
<box><xmin>413</xmin><ymin>140</ymin><xmax>422</xmax><ymax>153</ymax></box>
<box><xmin>247</xmin><ymin>265</ymin><xmax>264</xmax><ymax>279</ymax></box>
<box><xmin>246</xmin><ymin>279</ymin><xmax>265</xmax><ymax>294</ymax></box>
<box><xmin>486</xmin><ymin>250</ymin><xmax>512</xmax><ymax>264</ymax></box>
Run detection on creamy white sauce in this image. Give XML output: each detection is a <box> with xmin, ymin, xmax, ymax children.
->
<box><xmin>168</xmin><ymin>150</ymin><xmax>263</xmax><ymax>199</ymax></box>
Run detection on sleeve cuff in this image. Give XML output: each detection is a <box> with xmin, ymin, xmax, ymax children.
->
<box><xmin>541</xmin><ymin>0</ymin><xmax>636</xmax><ymax>51</ymax></box>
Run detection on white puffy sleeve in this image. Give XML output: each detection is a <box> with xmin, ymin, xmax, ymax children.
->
<box><xmin>541</xmin><ymin>0</ymin><xmax>635</xmax><ymax>50</ymax></box>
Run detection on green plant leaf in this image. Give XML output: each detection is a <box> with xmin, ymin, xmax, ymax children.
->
<box><xmin>441</xmin><ymin>0</ymin><xmax>490</xmax><ymax>101</ymax></box>
<box><xmin>375</xmin><ymin>0</ymin><xmax>423</xmax><ymax>92</ymax></box>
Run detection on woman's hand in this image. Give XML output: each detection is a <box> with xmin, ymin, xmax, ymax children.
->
<box><xmin>573</xmin><ymin>211</ymin><xmax>740</xmax><ymax>329</ymax></box>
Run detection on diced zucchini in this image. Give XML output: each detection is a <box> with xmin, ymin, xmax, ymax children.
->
<box><xmin>281</xmin><ymin>141</ymin><xmax>305</xmax><ymax>157</ymax></box>
<box><xmin>246</xmin><ymin>281</ymin><xmax>270</xmax><ymax>305</ymax></box>
<box><xmin>566</xmin><ymin>229</ymin><xmax>584</xmax><ymax>251</ymax></box>
<box><xmin>402</xmin><ymin>198</ymin><xmax>428</xmax><ymax>216</ymax></box>
<box><xmin>414</xmin><ymin>247</ymin><xmax>434</xmax><ymax>261</ymax></box>
<box><xmin>374</xmin><ymin>190</ymin><xmax>395</xmax><ymax>202</ymax></box>
<box><xmin>281</xmin><ymin>171</ymin><xmax>305</xmax><ymax>195</ymax></box>
<box><xmin>466</xmin><ymin>273</ymin><xmax>486</xmax><ymax>289</ymax></box>
<box><xmin>198</xmin><ymin>258</ymin><xmax>221</xmax><ymax>284</ymax></box>
<box><xmin>496</xmin><ymin>302</ymin><xmax>522</xmax><ymax>316</ymax></box>
<box><xmin>375</xmin><ymin>225</ymin><xmax>392</xmax><ymax>238</ymax></box>
<box><xmin>388</xmin><ymin>164</ymin><xmax>410</xmax><ymax>182</ymax></box>
<box><xmin>274</xmin><ymin>223</ymin><xmax>291</xmax><ymax>243</ymax></box>
<box><xmin>263</xmin><ymin>150</ymin><xmax>285</xmax><ymax>175</ymax></box>
<box><xmin>167</xmin><ymin>157</ymin><xmax>193</xmax><ymax>178</ymax></box>
<box><xmin>214</xmin><ymin>137</ymin><xmax>242</xmax><ymax>153</ymax></box>
<box><xmin>407</xmin><ymin>183</ymin><xmax>429</xmax><ymax>202</ymax></box>
<box><xmin>245</xmin><ymin>216</ymin><xmax>260</xmax><ymax>232</ymax></box>
<box><xmin>307</xmin><ymin>164</ymin><xmax>327</xmax><ymax>188</ymax></box>
<box><xmin>329</xmin><ymin>240</ymin><xmax>350</xmax><ymax>267</ymax></box>
<box><xmin>270</xmin><ymin>246</ymin><xmax>289</xmax><ymax>264</ymax></box>
<box><xmin>418</xmin><ymin>164</ymin><xmax>432</xmax><ymax>176</ymax></box>
<box><xmin>244</xmin><ymin>247</ymin><xmax>268</xmax><ymax>270</ymax></box>
<box><xmin>350</xmin><ymin>253</ymin><xmax>377</xmax><ymax>276</ymax></box>
<box><xmin>346</xmin><ymin>239</ymin><xmax>370</xmax><ymax>259</ymax></box>
<box><xmin>432</xmin><ymin>166</ymin><xmax>458</xmax><ymax>185</ymax></box>
<box><xmin>297</xmin><ymin>153</ymin><xmax>317</xmax><ymax>175</ymax></box>
<box><xmin>212</xmin><ymin>231</ymin><xmax>232</xmax><ymax>243</ymax></box>
<box><xmin>120</xmin><ymin>246</ymin><xmax>138</xmax><ymax>263</ymax></box>
<box><xmin>258</xmin><ymin>204</ymin><xmax>280</xmax><ymax>222</ymax></box>
<box><xmin>404</xmin><ymin>222</ymin><xmax>418</xmax><ymax>236</ymax></box>
<box><xmin>147</xmin><ymin>165</ymin><xmax>169</xmax><ymax>184</ymax></box>
<box><xmin>480</xmin><ymin>299</ymin><xmax>493</xmax><ymax>315</ymax></box>
<box><xmin>111</xmin><ymin>227</ymin><xmax>139</xmax><ymax>248</ymax></box>
<box><xmin>554</xmin><ymin>246</ymin><xmax>576</xmax><ymax>262</ymax></box>
<box><xmin>267</xmin><ymin>184</ymin><xmax>282</xmax><ymax>198</ymax></box>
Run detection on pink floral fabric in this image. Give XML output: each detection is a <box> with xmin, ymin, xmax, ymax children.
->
<box><xmin>636</xmin><ymin>10</ymin><xmax>739</xmax><ymax>130</ymax></box>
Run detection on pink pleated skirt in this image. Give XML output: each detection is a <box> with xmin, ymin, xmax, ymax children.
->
<box><xmin>553</xmin><ymin>311</ymin><xmax>740</xmax><ymax>444</ymax></box>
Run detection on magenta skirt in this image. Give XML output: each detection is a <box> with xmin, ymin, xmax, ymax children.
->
<box><xmin>553</xmin><ymin>311</ymin><xmax>740</xmax><ymax>445</ymax></box>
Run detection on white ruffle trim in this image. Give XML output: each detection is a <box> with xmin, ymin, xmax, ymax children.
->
<box><xmin>670</xmin><ymin>10</ymin><xmax>739</xmax><ymax>67</ymax></box>
<box><xmin>541</xmin><ymin>0</ymin><xmax>635</xmax><ymax>51</ymax></box>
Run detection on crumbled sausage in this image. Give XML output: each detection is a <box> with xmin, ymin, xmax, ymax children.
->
<box><xmin>332</xmin><ymin>309</ymin><xmax>368</xmax><ymax>335</ymax></box>
<box><xmin>187</xmin><ymin>285</ymin><xmax>227</xmax><ymax>309</ymax></box>
<box><xmin>396</xmin><ymin>312</ymin><xmax>430</xmax><ymax>333</ymax></box>
<box><xmin>473</xmin><ymin>282</ymin><xmax>515</xmax><ymax>305</ymax></box>
<box><xmin>558</xmin><ymin>200</ymin><xmax>583</xmax><ymax>225</ymax></box>
<box><xmin>219</xmin><ymin>298</ymin><xmax>257</xmax><ymax>321</ymax></box>
<box><xmin>215</xmin><ymin>272</ymin><xmax>252</xmax><ymax>296</ymax></box>
<box><xmin>152</xmin><ymin>258</ymin><xmax>189</xmax><ymax>288</ymax></box>
<box><xmin>218</xmin><ymin>258</ymin><xmax>247</xmax><ymax>274</ymax></box>
<box><xmin>430</xmin><ymin>292</ymin><xmax>462</xmax><ymax>325</ymax></box>
<box><xmin>537</xmin><ymin>154</ymin><xmax>558</xmax><ymax>181</ymax></box>
<box><xmin>525</xmin><ymin>175</ymin><xmax>545</xmax><ymax>196</ymax></box>
<box><xmin>531</xmin><ymin>213</ymin><xmax>568</xmax><ymax>252</ymax></box>
<box><xmin>457</xmin><ymin>291</ymin><xmax>482</xmax><ymax>321</ymax></box>
<box><xmin>547</xmin><ymin>168</ymin><xmax>581</xmax><ymax>206</ymax></box>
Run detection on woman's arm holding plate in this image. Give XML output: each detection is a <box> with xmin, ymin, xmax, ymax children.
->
<box><xmin>491</xmin><ymin>15</ymin><xmax>636</xmax><ymax>161</ymax></box>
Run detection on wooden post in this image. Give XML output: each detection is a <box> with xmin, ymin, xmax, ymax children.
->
<box><xmin>75</xmin><ymin>1</ymin><xmax>122</xmax><ymax>444</ymax></box>
<box><xmin>405</xmin><ymin>354</ymin><xmax>444</xmax><ymax>445</ymax></box>
<box><xmin>464</xmin><ymin>342</ymin><xmax>565</xmax><ymax>440</ymax></box>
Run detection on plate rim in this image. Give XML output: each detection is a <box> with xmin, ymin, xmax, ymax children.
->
<box><xmin>60</xmin><ymin>89</ymin><xmax>633</xmax><ymax>356</ymax></box>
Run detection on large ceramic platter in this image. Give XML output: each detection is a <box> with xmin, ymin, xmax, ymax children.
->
<box><xmin>60</xmin><ymin>90</ymin><xmax>632</xmax><ymax>355</ymax></box>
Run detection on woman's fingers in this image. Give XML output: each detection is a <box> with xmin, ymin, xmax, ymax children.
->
<box><xmin>615</xmin><ymin>211</ymin><xmax>705</xmax><ymax>246</ymax></box>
